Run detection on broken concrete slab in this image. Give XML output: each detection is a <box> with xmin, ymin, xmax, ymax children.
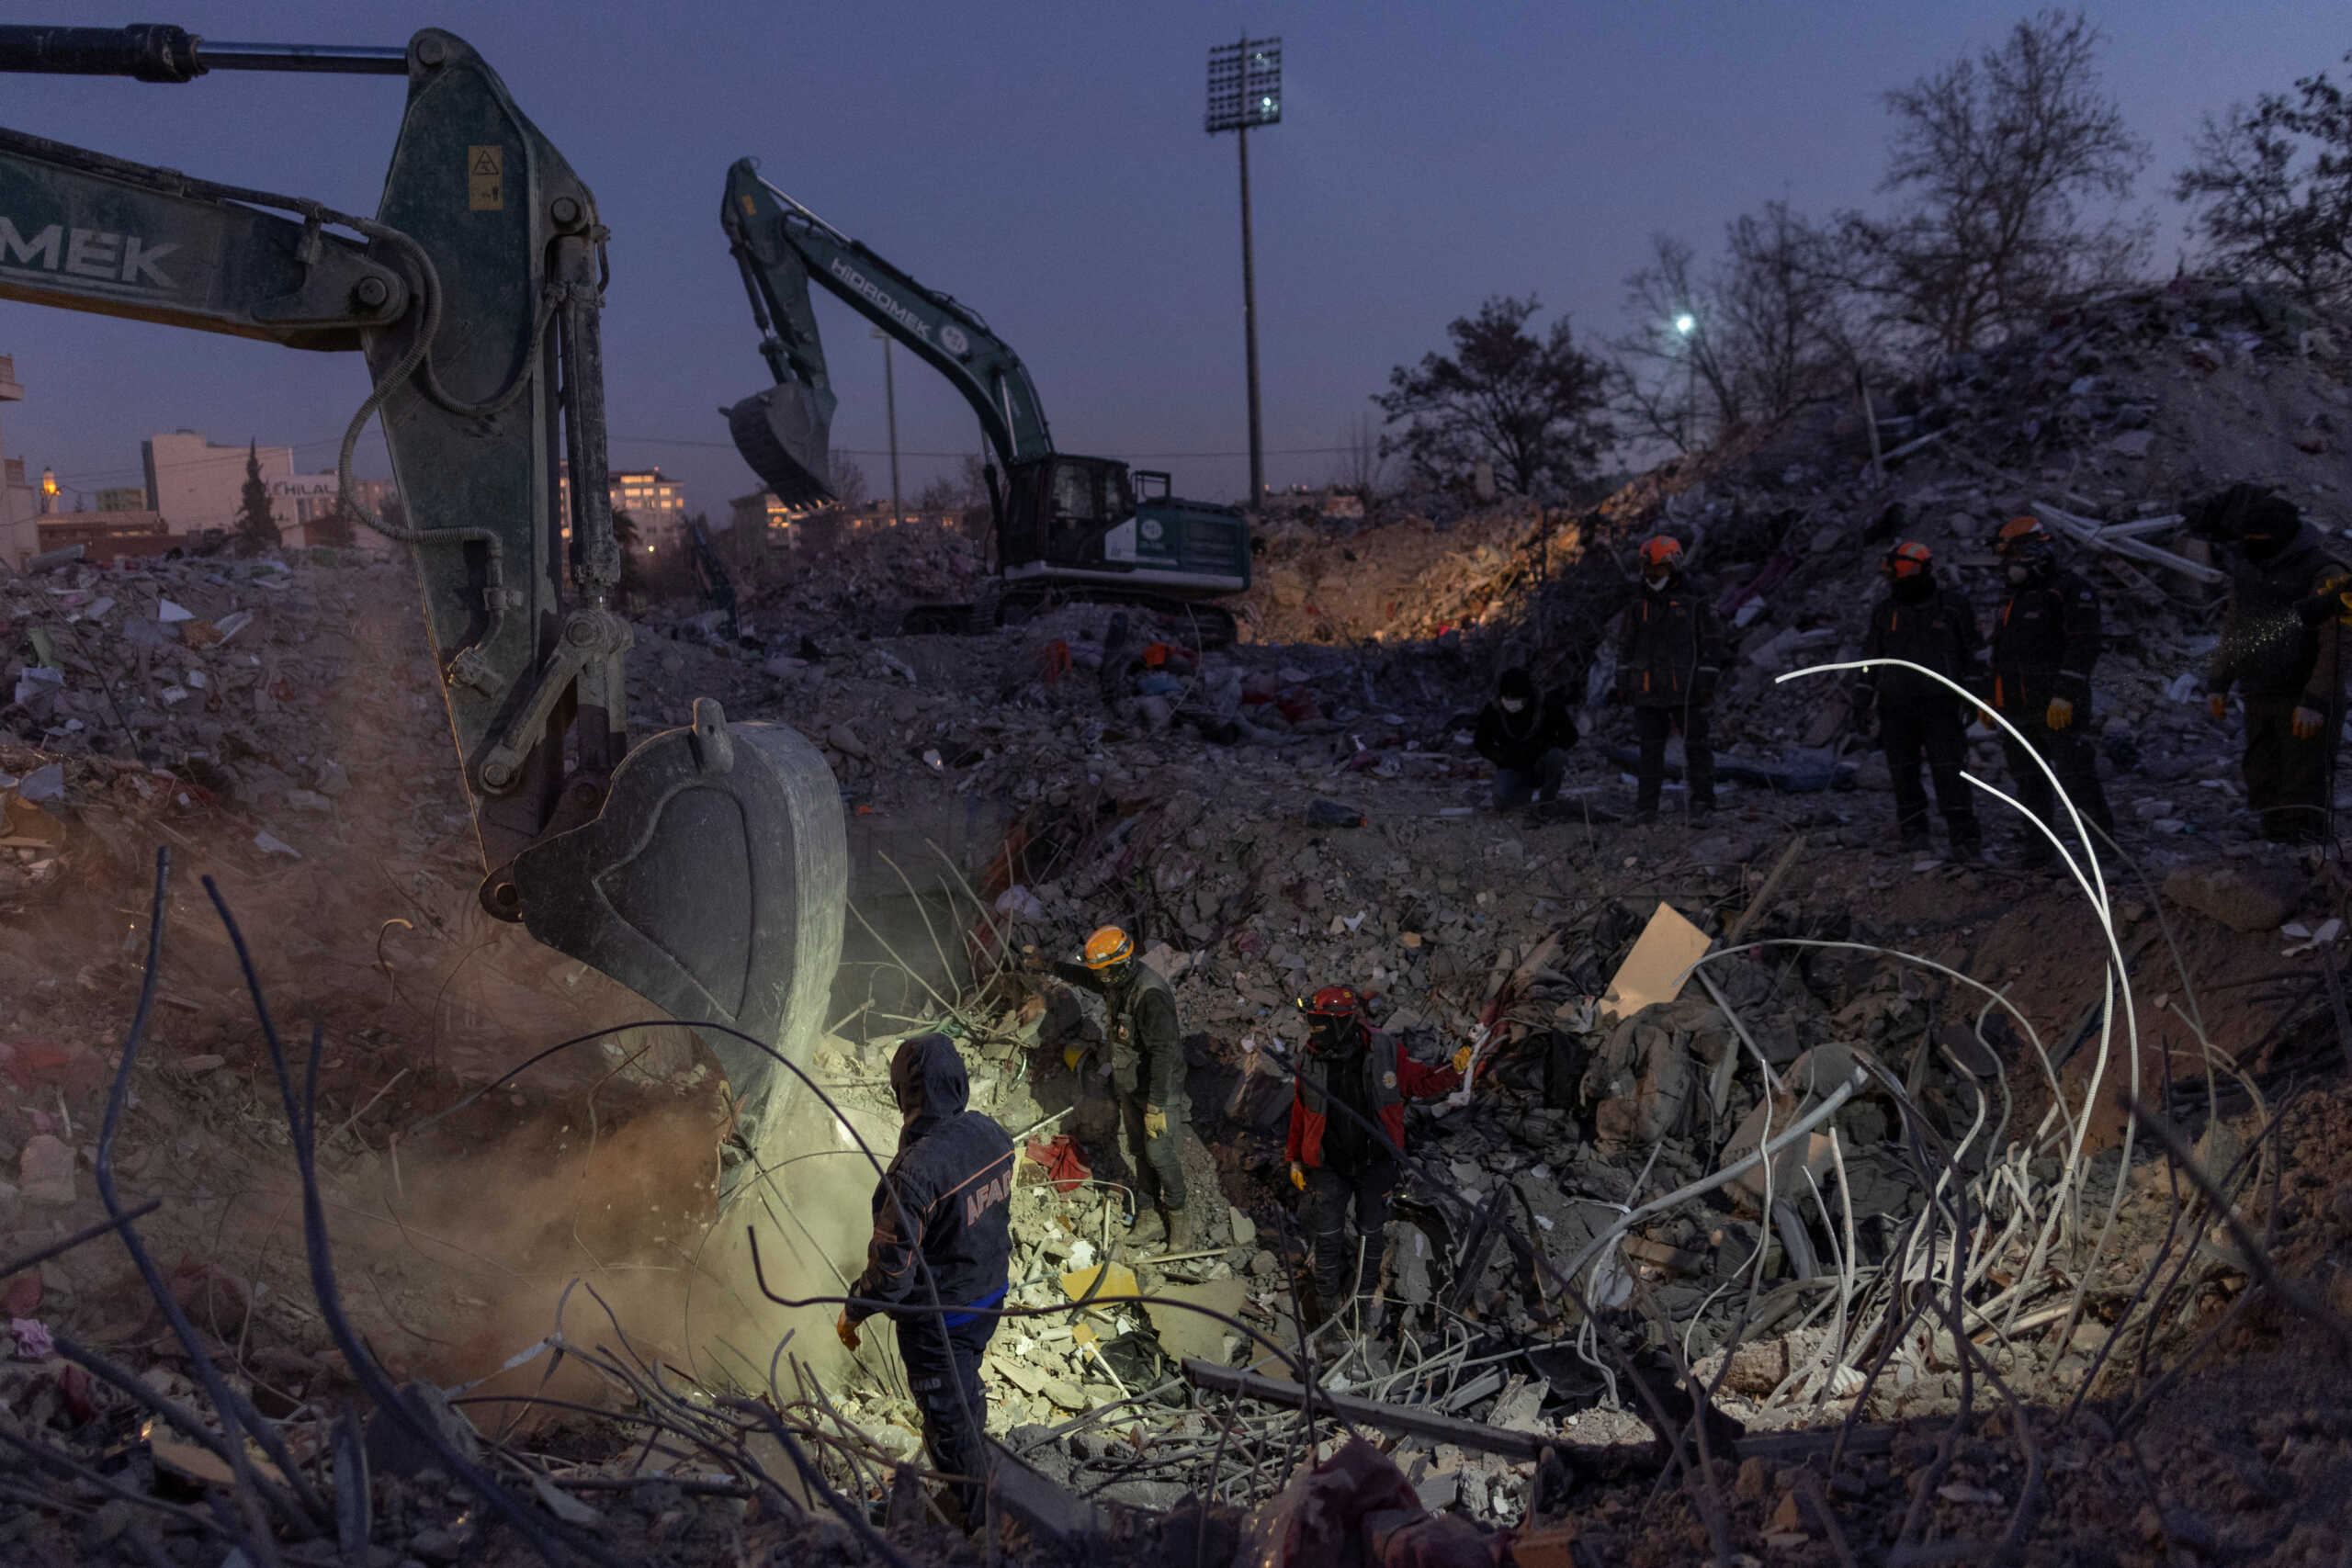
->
<box><xmin>1144</xmin><ymin>1278</ymin><xmax>1249</xmax><ymax>1367</ymax></box>
<box><xmin>2163</xmin><ymin>861</ymin><xmax>2302</xmax><ymax>933</ymax></box>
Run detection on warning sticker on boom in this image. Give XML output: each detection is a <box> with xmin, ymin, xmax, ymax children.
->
<box><xmin>468</xmin><ymin>145</ymin><xmax>504</xmax><ymax>211</ymax></box>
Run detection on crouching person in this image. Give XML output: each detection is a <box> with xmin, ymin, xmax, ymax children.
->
<box><xmin>1285</xmin><ymin>987</ymin><xmax>1467</xmax><ymax>1325</ymax></box>
<box><xmin>837</xmin><ymin>1033</ymin><xmax>1015</xmax><ymax>1526</ymax></box>
<box><xmin>1475</xmin><ymin>666</ymin><xmax>1578</xmax><ymax>810</ymax></box>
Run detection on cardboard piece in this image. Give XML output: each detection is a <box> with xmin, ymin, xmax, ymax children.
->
<box><xmin>1600</xmin><ymin>902</ymin><xmax>1712</xmax><ymax>1021</ymax></box>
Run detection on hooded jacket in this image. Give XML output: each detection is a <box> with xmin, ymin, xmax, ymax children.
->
<box><xmin>1617</xmin><ymin>571</ymin><xmax>1725</xmax><ymax>708</ymax></box>
<box><xmin>2211</xmin><ymin>522</ymin><xmax>2348</xmax><ymax>706</ymax></box>
<box><xmin>1285</xmin><ymin>1028</ymin><xmax>1459</xmax><ymax>1172</ymax></box>
<box><xmin>845</xmin><ymin>1034</ymin><xmax>1016</xmax><ymax>1326</ymax></box>
<box><xmin>1474</xmin><ymin>673</ymin><xmax>1578</xmax><ymax>772</ymax></box>
<box><xmin>1052</xmin><ymin>957</ymin><xmax>1185</xmax><ymax>1104</ymax></box>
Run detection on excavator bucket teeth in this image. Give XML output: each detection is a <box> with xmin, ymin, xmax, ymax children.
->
<box><xmin>727</xmin><ymin>384</ymin><xmax>834</xmax><ymax>507</ymax></box>
<box><xmin>512</xmin><ymin>702</ymin><xmax>844</xmax><ymax>1138</ymax></box>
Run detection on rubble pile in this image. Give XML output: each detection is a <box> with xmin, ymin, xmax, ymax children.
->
<box><xmin>4</xmin><ymin>279</ymin><xmax>2352</xmax><ymax>1562</ymax></box>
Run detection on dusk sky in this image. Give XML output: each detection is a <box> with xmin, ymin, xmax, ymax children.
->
<box><xmin>1</xmin><ymin>2</ymin><xmax>2344</xmax><ymax>516</ymax></box>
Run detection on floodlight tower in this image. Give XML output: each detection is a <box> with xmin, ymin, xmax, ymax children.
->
<box><xmin>1206</xmin><ymin>36</ymin><xmax>1280</xmax><ymax>510</ymax></box>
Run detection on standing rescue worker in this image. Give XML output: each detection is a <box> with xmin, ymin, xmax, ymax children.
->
<box><xmin>1055</xmin><ymin>926</ymin><xmax>1195</xmax><ymax>1251</ymax></box>
<box><xmin>2193</xmin><ymin>482</ymin><xmax>2347</xmax><ymax>845</ymax></box>
<box><xmin>1618</xmin><ymin>536</ymin><xmax>1724</xmax><ymax>822</ymax></box>
<box><xmin>1284</xmin><ymin>987</ymin><xmax>1467</xmax><ymax>1324</ymax></box>
<box><xmin>1474</xmin><ymin>667</ymin><xmax>1578</xmax><ymax>810</ymax></box>
<box><xmin>1859</xmin><ymin>541</ymin><xmax>1984</xmax><ymax>860</ymax></box>
<box><xmin>1987</xmin><ymin>517</ymin><xmax>2115</xmax><ymax>863</ymax></box>
<box><xmin>836</xmin><ymin>1034</ymin><xmax>1014</xmax><ymax>1526</ymax></box>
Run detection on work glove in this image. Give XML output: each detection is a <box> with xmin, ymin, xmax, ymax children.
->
<box><xmin>2208</xmin><ymin>692</ymin><xmax>2229</xmax><ymax>721</ymax></box>
<box><xmin>2294</xmin><ymin>705</ymin><xmax>2327</xmax><ymax>740</ymax></box>
<box><xmin>1975</xmin><ymin>705</ymin><xmax>1998</xmax><ymax>730</ymax></box>
<box><xmin>2044</xmin><ymin>696</ymin><xmax>2074</xmax><ymax>731</ymax></box>
<box><xmin>1452</xmin><ymin>1043</ymin><xmax>1474</xmax><ymax>1074</ymax></box>
<box><xmin>1143</xmin><ymin>1105</ymin><xmax>1168</xmax><ymax>1139</ymax></box>
<box><xmin>835</xmin><ymin>1311</ymin><xmax>861</xmax><ymax>1352</ymax></box>
<box><xmin>1063</xmin><ymin>1043</ymin><xmax>1085</xmax><ymax>1072</ymax></box>
<box><xmin>1019</xmin><ymin>944</ymin><xmax>1043</xmax><ymax>973</ymax></box>
<box><xmin>1289</xmin><ymin>1162</ymin><xmax>1307</xmax><ymax>1191</ymax></box>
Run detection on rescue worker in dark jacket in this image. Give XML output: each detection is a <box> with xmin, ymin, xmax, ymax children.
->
<box><xmin>1617</xmin><ymin>536</ymin><xmax>1725</xmax><ymax>821</ymax></box>
<box><xmin>1284</xmin><ymin>987</ymin><xmax>1466</xmax><ymax>1324</ymax></box>
<box><xmin>2193</xmin><ymin>482</ymin><xmax>2348</xmax><ymax>844</ymax></box>
<box><xmin>1859</xmin><ymin>541</ymin><xmax>1984</xmax><ymax>860</ymax></box>
<box><xmin>1054</xmin><ymin>926</ymin><xmax>1194</xmax><ymax>1251</ymax></box>
<box><xmin>1987</xmin><ymin>517</ymin><xmax>2115</xmax><ymax>864</ymax></box>
<box><xmin>836</xmin><ymin>1034</ymin><xmax>1014</xmax><ymax>1525</ymax></box>
<box><xmin>1474</xmin><ymin>667</ymin><xmax>1578</xmax><ymax>809</ymax></box>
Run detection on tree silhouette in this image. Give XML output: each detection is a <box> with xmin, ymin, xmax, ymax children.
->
<box><xmin>233</xmin><ymin>441</ymin><xmax>281</xmax><ymax>557</ymax></box>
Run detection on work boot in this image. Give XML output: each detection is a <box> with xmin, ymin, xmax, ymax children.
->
<box><xmin>2008</xmin><ymin>839</ymin><xmax>2054</xmax><ymax>871</ymax></box>
<box><xmin>1161</xmin><ymin>1204</ymin><xmax>1197</xmax><ymax>1255</ymax></box>
<box><xmin>1898</xmin><ymin>828</ymin><xmax>1933</xmax><ymax>854</ymax></box>
<box><xmin>1125</xmin><ymin>1209</ymin><xmax>1167</xmax><ymax>1249</ymax></box>
<box><xmin>1949</xmin><ymin>829</ymin><xmax>1983</xmax><ymax>864</ymax></box>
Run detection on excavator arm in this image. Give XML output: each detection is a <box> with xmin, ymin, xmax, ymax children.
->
<box><xmin>0</xmin><ymin>26</ymin><xmax>843</xmax><ymax>1145</ymax></box>
<box><xmin>720</xmin><ymin>158</ymin><xmax>1055</xmax><ymax>508</ymax></box>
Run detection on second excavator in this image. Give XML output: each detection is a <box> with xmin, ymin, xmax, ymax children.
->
<box><xmin>720</xmin><ymin>160</ymin><xmax>1251</xmax><ymax>645</ymax></box>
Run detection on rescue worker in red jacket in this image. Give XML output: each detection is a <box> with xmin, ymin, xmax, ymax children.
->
<box><xmin>1284</xmin><ymin>986</ymin><xmax>1468</xmax><ymax>1324</ymax></box>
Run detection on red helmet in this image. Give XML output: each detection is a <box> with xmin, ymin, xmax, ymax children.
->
<box><xmin>1883</xmin><ymin>541</ymin><xmax>1932</xmax><ymax>580</ymax></box>
<box><xmin>1638</xmin><ymin>536</ymin><xmax>1684</xmax><ymax>569</ymax></box>
<box><xmin>1303</xmin><ymin>985</ymin><xmax>1363</xmax><ymax>1018</ymax></box>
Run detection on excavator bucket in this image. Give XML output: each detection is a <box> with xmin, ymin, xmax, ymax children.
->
<box><xmin>727</xmin><ymin>383</ymin><xmax>834</xmax><ymax>507</ymax></box>
<box><xmin>512</xmin><ymin>702</ymin><xmax>846</xmax><ymax>1141</ymax></box>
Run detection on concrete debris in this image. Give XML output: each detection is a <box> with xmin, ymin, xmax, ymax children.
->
<box><xmin>2163</xmin><ymin>860</ymin><xmax>2304</xmax><ymax>932</ymax></box>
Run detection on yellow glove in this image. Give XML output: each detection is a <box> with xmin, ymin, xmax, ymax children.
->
<box><xmin>1143</xmin><ymin>1105</ymin><xmax>1168</xmax><ymax>1138</ymax></box>
<box><xmin>1452</xmin><ymin>1043</ymin><xmax>1474</xmax><ymax>1074</ymax></box>
<box><xmin>835</xmin><ymin>1311</ymin><xmax>861</xmax><ymax>1352</ymax></box>
<box><xmin>2044</xmin><ymin>696</ymin><xmax>2074</xmax><ymax>730</ymax></box>
<box><xmin>1975</xmin><ymin>705</ymin><xmax>1997</xmax><ymax>730</ymax></box>
<box><xmin>1289</xmin><ymin>1162</ymin><xmax>1306</xmax><ymax>1191</ymax></box>
<box><xmin>2208</xmin><ymin>692</ymin><xmax>2229</xmax><ymax>721</ymax></box>
<box><xmin>1062</xmin><ymin>1043</ymin><xmax>1084</xmax><ymax>1072</ymax></box>
<box><xmin>2294</xmin><ymin>705</ymin><xmax>2326</xmax><ymax>739</ymax></box>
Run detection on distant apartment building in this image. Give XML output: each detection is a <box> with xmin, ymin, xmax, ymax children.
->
<box><xmin>728</xmin><ymin>490</ymin><xmax>810</xmax><ymax>548</ymax></box>
<box><xmin>0</xmin><ymin>355</ymin><xmax>37</xmax><ymax>568</ymax></box>
<box><xmin>558</xmin><ymin>467</ymin><xmax>690</xmax><ymax>547</ymax></box>
<box><xmin>141</xmin><ymin>430</ymin><xmax>389</xmax><ymax>546</ymax></box>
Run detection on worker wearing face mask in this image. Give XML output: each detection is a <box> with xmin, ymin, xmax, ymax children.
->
<box><xmin>2193</xmin><ymin>482</ymin><xmax>2348</xmax><ymax>845</ymax></box>
<box><xmin>1616</xmin><ymin>535</ymin><xmax>1724</xmax><ymax>822</ymax></box>
<box><xmin>1473</xmin><ymin>666</ymin><xmax>1578</xmax><ymax>810</ymax></box>
<box><xmin>1987</xmin><ymin>517</ymin><xmax>2115</xmax><ymax>864</ymax></box>
<box><xmin>1857</xmin><ymin>541</ymin><xmax>1984</xmax><ymax>861</ymax></box>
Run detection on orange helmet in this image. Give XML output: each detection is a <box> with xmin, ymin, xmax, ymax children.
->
<box><xmin>1081</xmin><ymin>926</ymin><xmax>1133</xmax><ymax>971</ymax></box>
<box><xmin>1993</xmin><ymin>516</ymin><xmax>2050</xmax><ymax>555</ymax></box>
<box><xmin>1883</xmin><ymin>541</ymin><xmax>1933</xmax><ymax>580</ymax></box>
<box><xmin>1638</xmin><ymin>536</ymin><xmax>1684</xmax><ymax>570</ymax></box>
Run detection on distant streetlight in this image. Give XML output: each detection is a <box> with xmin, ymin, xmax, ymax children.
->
<box><xmin>1206</xmin><ymin>35</ymin><xmax>1281</xmax><ymax>510</ymax></box>
<box><xmin>1673</xmin><ymin>312</ymin><xmax>1701</xmax><ymax>452</ymax></box>
<box><xmin>871</xmin><ymin>325</ymin><xmax>901</xmax><ymax>525</ymax></box>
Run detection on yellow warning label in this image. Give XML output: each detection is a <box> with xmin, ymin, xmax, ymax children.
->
<box><xmin>468</xmin><ymin>144</ymin><xmax>503</xmax><ymax>211</ymax></box>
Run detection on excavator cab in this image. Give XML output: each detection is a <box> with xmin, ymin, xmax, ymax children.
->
<box><xmin>1001</xmin><ymin>455</ymin><xmax>1134</xmax><ymax>570</ymax></box>
<box><xmin>0</xmin><ymin>26</ymin><xmax>843</xmax><ymax>1148</ymax></box>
